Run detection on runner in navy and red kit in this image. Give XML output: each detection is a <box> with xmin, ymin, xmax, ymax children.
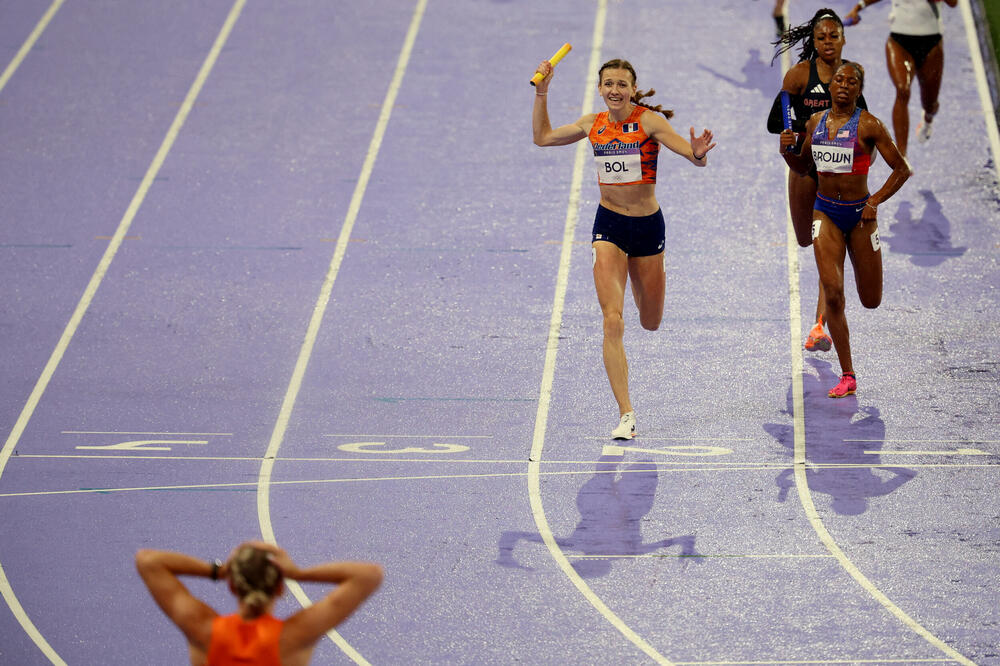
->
<box><xmin>768</xmin><ymin>9</ymin><xmax>868</xmax><ymax>354</ymax></box>
<box><xmin>780</xmin><ymin>62</ymin><xmax>910</xmax><ymax>398</ymax></box>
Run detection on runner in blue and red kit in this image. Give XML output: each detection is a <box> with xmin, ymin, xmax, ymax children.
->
<box><xmin>781</xmin><ymin>62</ymin><xmax>910</xmax><ymax>398</ymax></box>
<box><xmin>768</xmin><ymin>8</ymin><xmax>869</xmax><ymax>354</ymax></box>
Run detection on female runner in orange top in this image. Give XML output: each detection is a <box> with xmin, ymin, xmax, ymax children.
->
<box><xmin>532</xmin><ymin>57</ymin><xmax>715</xmax><ymax>439</ymax></box>
<box><xmin>136</xmin><ymin>541</ymin><xmax>382</xmax><ymax>665</ymax></box>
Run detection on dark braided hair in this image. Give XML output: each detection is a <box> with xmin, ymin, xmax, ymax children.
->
<box><xmin>771</xmin><ymin>8</ymin><xmax>844</xmax><ymax>64</ymax></box>
<box><xmin>598</xmin><ymin>59</ymin><xmax>674</xmax><ymax>120</ymax></box>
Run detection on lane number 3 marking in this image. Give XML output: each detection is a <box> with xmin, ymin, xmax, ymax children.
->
<box><xmin>338</xmin><ymin>442</ymin><xmax>470</xmax><ymax>454</ymax></box>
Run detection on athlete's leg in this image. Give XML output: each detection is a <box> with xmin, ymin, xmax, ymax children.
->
<box><xmin>812</xmin><ymin>213</ymin><xmax>852</xmax><ymax>374</ymax></box>
<box><xmin>789</xmin><ymin>172</ymin><xmax>827</xmax><ymax>328</ymax></box>
<box><xmin>847</xmin><ymin>220</ymin><xmax>883</xmax><ymax>309</ymax></box>
<box><xmin>813</xmin><ymin>276</ymin><xmax>825</xmax><ymax>326</ymax></box>
<box><xmin>788</xmin><ymin>171</ymin><xmax>817</xmax><ymax>248</ymax></box>
<box><xmin>627</xmin><ymin>252</ymin><xmax>665</xmax><ymax>331</ymax></box>
<box><xmin>886</xmin><ymin>36</ymin><xmax>916</xmax><ymax>156</ymax></box>
<box><xmin>915</xmin><ymin>40</ymin><xmax>944</xmax><ymax>131</ymax></box>
<box><xmin>593</xmin><ymin>240</ymin><xmax>632</xmax><ymax>415</ymax></box>
<box><xmin>772</xmin><ymin>0</ymin><xmax>786</xmax><ymax>35</ymax></box>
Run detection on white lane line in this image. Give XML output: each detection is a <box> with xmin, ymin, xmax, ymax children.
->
<box><xmin>254</xmin><ymin>2</ymin><xmax>428</xmax><ymax>664</ymax></box>
<box><xmin>676</xmin><ymin>658</ymin><xmax>954</xmax><ymax>666</ymax></box>
<box><xmin>10</xmin><ymin>454</ymin><xmax>999</xmax><ymax>472</ymax></box>
<box><xmin>6</xmin><ymin>456</ymin><xmax>998</xmax><ymax>468</ymax></box>
<box><xmin>0</xmin><ymin>0</ymin><xmax>65</xmax><ymax>95</ymax></box>
<box><xmin>869</xmin><ymin>449</ymin><xmax>990</xmax><ymax>456</ymax></box>
<box><xmin>2</xmin><ymin>461</ymin><xmax>997</xmax><ymax>499</ymax></box>
<box><xmin>61</xmin><ymin>430</ymin><xmax>233</xmax><ymax>436</ymax></box>
<box><xmin>583</xmin><ymin>436</ymin><xmax>755</xmax><ymax>441</ymax></box>
<box><xmin>322</xmin><ymin>434</ymin><xmax>493</xmax><ymax>438</ymax></box>
<box><xmin>847</xmin><ymin>438</ymin><xmax>999</xmax><ymax>443</ymax></box>
<box><xmin>0</xmin><ymin>2</ymin><xmax>248</xmax><ymax>664</ymax></box>
<box><xmin>567</xmin><ymin>554</ymin><xmax>834</xmax><ymax>560</ymax></box>
<box><xmin>524</xmin><ymin>2</ymin><xmax>673</xmax><ymax>663</ymax></box>
<box><xmin>779</xmin><ymin>43</ymin><xmax>978</xmax><ymax>666</ymax></box>
<box><xmin>958</xmin><ymin>0</ymin><xmax>1000</xmax><ymax>185</ymax></box>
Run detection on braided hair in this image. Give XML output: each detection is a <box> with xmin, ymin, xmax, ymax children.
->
<box><xmin>229</xmin><ymin>545</ymin><xmax>283</xmax><ymax>618</ymax></box>
<box><xmin>771</xmin><ymin>9</ymin><xmax>844</xmax><ymax>64</ymax></box>
<box><xmin>598</xmin><ymin>59</ymin><xmax>674</xmax><ymax>120</ymax></box>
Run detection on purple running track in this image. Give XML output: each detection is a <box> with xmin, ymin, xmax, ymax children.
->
<box><xmin>1</xmin><ymin>0</ymin><xmax>997</xmax><ymax>664</ymax></box>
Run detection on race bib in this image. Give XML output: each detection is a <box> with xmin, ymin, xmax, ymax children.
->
<box><xmin>594</xmin><ymin>152</ymin><xmax>642</xmax><ymax>184</ymax></box>
<box><xmin>812</xmin><ymin>144</ymin><xmax>854</xmax><ymax>174</ymax></box>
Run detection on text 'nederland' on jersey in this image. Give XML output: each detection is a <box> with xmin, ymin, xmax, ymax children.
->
<box><xmin>589</xmin><ymin>106</ymin><xmax>659</xmax><ymax>185</ymax></box>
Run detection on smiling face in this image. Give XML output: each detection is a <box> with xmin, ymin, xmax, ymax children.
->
<box><xmin>598</xmin><ymin>67</ymin><xmax>635</xmax><ymax>114</ymax></box>
<box><xmin>813</xmin><ymin>18</ymin><xmax>845</xmax><ymax>64</ymax></box>
<box><xmin>829</xmin><ymin>63</ymin><xmax>863</xmax><ymax>106</ymax></box>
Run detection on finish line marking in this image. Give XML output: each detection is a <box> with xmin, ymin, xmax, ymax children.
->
<box><xmin>865</xmin><ymin>448</ymin><xmax>990</xmax><ymax>456</ymax></box>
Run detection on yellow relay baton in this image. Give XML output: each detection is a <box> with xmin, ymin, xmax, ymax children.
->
<box><xmin>529</xmin><ymin>43</ymin><xmax>572</xmax><ymax>86</ymax></box>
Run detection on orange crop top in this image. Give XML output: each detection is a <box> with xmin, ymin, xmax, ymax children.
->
<box><xmin>207</xmin><ymin>613</ymin><xmax>284</xmax><ymax>666</ymax></box>
<box><xmin>588</xmin><ymin>105</ymin><xmax>659</xmax><ymax>185</ymax></box>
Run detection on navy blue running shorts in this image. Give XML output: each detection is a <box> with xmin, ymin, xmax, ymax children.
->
<box><xmin>591</xmin><ymin>205</ymin><xmax>665</xmax><ymax>257</ymax></box>
<box><xmin>814</xmin><ymin>193</ymin><xmax>869</xmax><ymax>235</ymax></box>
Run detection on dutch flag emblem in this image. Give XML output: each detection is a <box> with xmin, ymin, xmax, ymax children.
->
<box><xmin>622</xmin><ymin>122</ymin><xmax>639</xmax><ymax>133</ymax></box>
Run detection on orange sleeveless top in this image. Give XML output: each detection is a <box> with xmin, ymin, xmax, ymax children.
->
<box><xmin>207</xmin><ymin>613</ymin><xmax>284</xmax><ymax>666</ymax></box>
<box><xmin>588</xmin><ymin>105</ymin><xmax>659</xmax><ymax>185</ymax></box>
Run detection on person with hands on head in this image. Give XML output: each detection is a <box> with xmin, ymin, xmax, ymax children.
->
<box><xmin>768</xmin><ymin>8</ymin><xmax>869</xmax><ymax>355</ymax></box>
<box><xmin>532</xmin><ymin>56</ymin><xmax>715</xmax><ymax>440</ymax></box>
<box><xmin>780</xmin><ymin>62</ymin><xmax>910</xmax><ymax>399</ymax></box>
<box><xmin>135</xmin><ymin>541</ymin><xmax>383</xmax><ymax>666</ymax></box>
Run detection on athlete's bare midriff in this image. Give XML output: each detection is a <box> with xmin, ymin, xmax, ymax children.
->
<box><xmin>598</xmin><ymin>182</ymin><xmax>659</xmax><ymax>217</ymax></box>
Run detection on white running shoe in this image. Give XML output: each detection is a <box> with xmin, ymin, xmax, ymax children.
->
<box><xmin>916</xmin><ymin>113</ymin><xmax>933</xmax><ymax>143</ymax></box>
<box><xmin>611</xmin><ymin>411</ymin><xmax>636</xmax><ymax>440</ymax></box>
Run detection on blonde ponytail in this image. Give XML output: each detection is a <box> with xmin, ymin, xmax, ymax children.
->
<box><xmin>229</xmin><ymin>546</ymin><xmax>283</xmax><ymax>619</ymax></box>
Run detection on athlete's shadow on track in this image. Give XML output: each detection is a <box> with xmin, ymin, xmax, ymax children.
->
<box><xmin>883</xmin><ymin>189</ymin><xmax>966</xmax><ymax>267</ymax></box>
<box><xmin>496</xmin><ymin>455</ymin><xmax>702</xmax><ymax>578</ymax></box>
<box><xmin>764</xmin><ymin>358</ymin><xmax>916</xmax><ymax>515</ymax></box>
<box><xmin>697</xmin><ymin>48</ymin><xmax>774</xmax><ymax>99</ymax></box>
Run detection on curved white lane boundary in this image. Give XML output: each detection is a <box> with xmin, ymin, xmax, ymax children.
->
<box><xmin>0</xmin><ymin>0</ymin><xmax>65</xmax><ymax>95</ymax></box>
<box><xmin>254</xmin><ymin>1</ymin><xmax>428</xmax><ymax>664</ymax></box>
<box><xmin>0</xmin><ymin>4</ymin><xmax>71</xmax><ymax>661</ymax></box>
<box><xmin>0</xmin><ymin>2</ymin><xmax>247</xmax><ymax>663</ymax></box>
<box><xmin>958</xmin><ymin>0</ymin><xmax>1000</xmax><ymax>184</ymax></box>
<box><xmin>525</xmin><ymin>1</ymin><xmax>674</xmax><ymax>662</ymax></box>
<box><xmin>779</xmin><ymin>38</ymin><xmax>977</xmax><ymax>666</ymax></box>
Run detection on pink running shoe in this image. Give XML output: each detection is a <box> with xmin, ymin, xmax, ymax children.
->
<box><xmin>828</xmin><ymin>373</ymin><xmax>857</xmax><ymax>398</ymax></box>
<box><xmin>804</xmin><ymin>322</ymin><xmax>832</xmax><ymax>352</ymax></box>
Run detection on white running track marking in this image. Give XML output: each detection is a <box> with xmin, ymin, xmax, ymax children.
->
<box><xmin>0</xmin><ymin>1</ymin><xmax>248</xmax><ymax>663</ymax></box>
<box><xmin>778</xmin><ymin>22</ymin><xmax>977</xmax><ymax>665</ymax></box>
<box><xmin>958</xmin><ymin>0</ymin><xmax>1000</xmax><ymax>185</ymax></box>
<box><xmin>0</xmin><ymin>0</ymin><xmax>66</xmax><ymax>96</ymax></box>
<box><xmin>254</xmin><ymin>1</ymin><xmax>428</xmax><ymax>665</ymax></box>
<box><xmin>524</xmin><ymin>1</ymin><xmax>676</xmax><ymax>663</ymax></box>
